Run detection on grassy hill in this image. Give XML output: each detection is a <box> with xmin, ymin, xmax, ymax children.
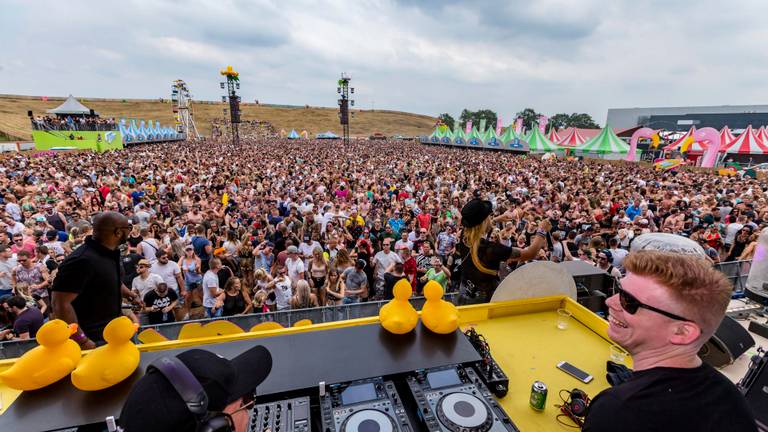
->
<box><xmin>0</xmin><ymin>94</ymin><xmax>437</xmax><ymax>141</ymax></box>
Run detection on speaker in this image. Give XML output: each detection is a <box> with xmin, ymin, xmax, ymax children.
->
<box><xmin>741</xmin><ymin>350</ymin><xmax>768</xmax><ymax>431</ymax></box>
<box><xmin>698</xmin><ymin>315</ymin><xmax>755</xmax><ymax>368</ymax></box>
<box><xmin>27</xmin><ymin>110</ymin><xmax>33</xmax><ymax>117</ymax></box>
<box><xmin>89</xmin><ymin>109</ymin><xmax>95</xmax><ymax>116</ymax></box>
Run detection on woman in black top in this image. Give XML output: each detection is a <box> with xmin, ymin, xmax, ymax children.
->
<box><xmin>456</xmin><ymin>198</ymin><xmax>550</xmax><ymax>305</ymax></box>
<box><xmin>222</xmin><ymin>277</ymin><xmax>252</xmax><ymax>316</ymax></box>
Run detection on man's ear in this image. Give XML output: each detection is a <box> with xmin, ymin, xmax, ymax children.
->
<box><xmin>669</xmin><ymin>321</ymin><xmax>701</xmax><ymax>346</ymax></box>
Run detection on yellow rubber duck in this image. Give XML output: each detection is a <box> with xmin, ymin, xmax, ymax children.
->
<box><xmin>421</xmin><ymin>280</ymin><xmax>459</xmax><ymax>334</ymax></box>
<box><xmin>71</xmin><ymin>316</ymin><xmax>139</xmax><ymax>391</ymax></box>
<box><xmin>379</xmin><ymin>279</ymin><xmax>418</xmax><ymax>334</ymax></box>
<box><xmin>0</xmin><ymin>319</ymin><xmax>81</xmax><ymax>391</ymax></box>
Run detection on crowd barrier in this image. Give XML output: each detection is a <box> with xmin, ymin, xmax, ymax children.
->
<box><xmin>0</xmin><ymin>260</ymin><xmax>754</xmax><ymax>360</ymax></box>
<box><xmin>0</xmin><ymin>294</ymin><xmax>456</xmax><ymax>360</ymax></box>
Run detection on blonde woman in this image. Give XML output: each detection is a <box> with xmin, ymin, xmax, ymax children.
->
<box><xmin>307</xmin><ymin>246</ymin><xmax>328</xmax><ymax>305</ymax></box>
<box><xmin>323</xmin><ymin>270</ymin><xmax>344</xmax><ymax>305</ymax></box>
<box><xmin>456</xmin><ymin>199</ymin><xmax>549</xmax><ymax>305</ymax></box>
<box><xmin>290</xmin><ymin>279</ymin><xmax>318</xmax><ymax>309</ymax></box>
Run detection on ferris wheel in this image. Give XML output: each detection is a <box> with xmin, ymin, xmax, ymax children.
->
<box><xmin>171</xmin><ymin>79</ymin><xmax>201</xmax><ymax>140</ymax></box>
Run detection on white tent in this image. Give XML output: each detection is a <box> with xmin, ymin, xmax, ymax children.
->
<box><xmin>46</xmin><ymin>95</ymin><xmax>95</xmax><ymax>116</ymax></box>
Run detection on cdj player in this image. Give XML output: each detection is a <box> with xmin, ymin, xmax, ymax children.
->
<box><xmin>320</xmin><ymin>377</ymin><xmax>414</xmax><ymax>432</ymax></box>
<box><xmin>406</xmin><ymin>365</ymin><xmax>519</xmax><ymax>432</ymax></box>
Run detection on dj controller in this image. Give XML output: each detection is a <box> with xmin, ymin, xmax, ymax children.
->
<box><xmin>246</xmin><ymin>363</ymin><xmax>519</xmax><ymax>432</ymax></box>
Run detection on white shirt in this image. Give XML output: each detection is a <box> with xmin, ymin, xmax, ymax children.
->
<box><xmin>151</xmin><ymin>261</ymin><xmax>182</xmax><ymax>292</ymax></box>
<box><xmin>132</xmin><ymin>273</ymin><xmax>164</xmax><ymax>297</ymax></box>
<box><xmin>273</xmin><ymin>277</ymin><xmax>292</xmax><ymax>310</ymax></box>
<box><xmin>609</xmin><ymin>247</ymin><xmax>629</xmax><ymax>269</ymax></box>
<box><xmin>285</xmin><ymin>257</ymin><xmax>305</xmax><ymax>283</ymax></box>
<box><xmin>724</xmin><ymin>223</ymin><xmax>743</xmax><ymax>244</ymax></box>
<box><xmin>373</xmin><ymin>251</ymin><xmax>401</xmax><ymax>278</ymax></box>
<box><xmin>202</xmin><ymin>270</ymin><xmax>220</xmax><ymax>308</ymax></box>
<box><xmin>140</xmin><ymin>238</ymin><xmax>161</xmax><ymax>264</ymax></box>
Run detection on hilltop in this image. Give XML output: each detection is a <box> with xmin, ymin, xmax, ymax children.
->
<box><xmin>0</xmin><ymin>95</ymin><xmax>437</xmax><ymax>141</ymax></box>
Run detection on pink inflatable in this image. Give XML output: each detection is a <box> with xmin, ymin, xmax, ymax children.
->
<box><xmin>695</xmin><ymin>127</ymin><xmax>721</xmax><ymax>168</ymax></box>
<box><xmin>627</xmin><ymin>128</ymin><xmax>658</xmax><ymax>162</ymax></box>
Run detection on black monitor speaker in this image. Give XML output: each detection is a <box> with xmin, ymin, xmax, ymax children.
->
<box><xmin>698</xmin><ymin>315</ymin><xmax>755</xmax><ymax>368</ymax></box>
<box><xmin>27</xmin><ymin>110</ymin><xmax>33</xmax><ymax>117</ymax></box>
<box><xmin>89</xmin><ymin>109</ymin><xmax>95</xmax><ymax>116</ymax></box>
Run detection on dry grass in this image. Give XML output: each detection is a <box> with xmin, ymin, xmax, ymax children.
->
<box><xmin>0</xmin><ymin>94</ymin><xmax>437</xmax><ymax>140</ymax></box>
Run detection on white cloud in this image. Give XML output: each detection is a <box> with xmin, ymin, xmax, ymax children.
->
<box><xmin>1</xmin><ymin>0</ymin><xmax>767</xmax><ymax>125</ymax></box>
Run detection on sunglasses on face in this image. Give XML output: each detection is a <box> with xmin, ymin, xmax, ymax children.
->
<box><xmin>616</xmin><ymin>285</ymin><xmax>693</xmax><ymax>323</ymax></box>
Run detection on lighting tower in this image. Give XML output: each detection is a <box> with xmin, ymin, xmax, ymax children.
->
<box><xmin>220</xmin><ymin>65</ymin><xmax>241</xmax><ymax>146</ymax></box>
<box><xmin>171</xmin><ymin>79</ymin><xmax>200</xmax><ymax>140</ymax></box>
<box><xmin>337</xmin><ymin>73</ymin><xmax>354</xmax><ymax>144</ymax></box>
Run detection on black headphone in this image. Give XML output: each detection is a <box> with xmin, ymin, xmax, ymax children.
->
<box><xmin>556</xmin><ymin>388</ymin><xmax>591</xmax><ymax>428</ymax></box>
<box><xmin>147</xmin><ymin>357</ymin><xmax>234</xmax><ymax>432</ymax></box>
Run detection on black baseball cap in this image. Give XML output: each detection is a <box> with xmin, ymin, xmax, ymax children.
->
<box><xmin>120</xmin><ymin>347</ymin><xmax>272</xmax><ymax>431</ymax></box>
<box><xmin>460</xmin><ymin>199</ymin><xmax>493</xmax><ymax>228</ymax></box>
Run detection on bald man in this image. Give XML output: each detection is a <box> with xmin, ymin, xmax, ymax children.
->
<box><xmin>52</xmin><ymin>212</ymin><xmax>141</xmax><ymax>348</ymax></box>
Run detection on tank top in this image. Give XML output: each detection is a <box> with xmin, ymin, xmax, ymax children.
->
<box><xmin>223</xmin><ymin>291</ymin><xmax>245</xmax><ymax>316</ymax></box>
<box><xmin>310</xmin><ymin>260</ymin><xmax>327</xmax><ymax>278</ymax></box>
<box><xmin>182</xmin><ymin>258</ymin><xmax>202</xmax><ymax>283</ymax></box>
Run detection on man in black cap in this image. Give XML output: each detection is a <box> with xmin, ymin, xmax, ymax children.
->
<box><xmin>120</xmin><ymin>346</ymin><xmax>272</xmax><ymax>431</ymax></box>
<box><xmin>456</xmin><ymin>198</ymin><xmax>550</xmax><ymax>304</ymax></box>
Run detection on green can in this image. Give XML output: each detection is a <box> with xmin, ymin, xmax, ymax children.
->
<box><xmin>530</xmin><ymin>380</ymin><xmax>547</xmax><ymax>411</ymax></box>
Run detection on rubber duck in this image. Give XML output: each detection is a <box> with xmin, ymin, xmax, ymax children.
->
<box><xmin>0</xmin><ymin>319</ymin><xmax>81</xmax><ymax>391</ymax></box>
<box><xmin>71</xmin><ymin>316</ymin><xmax>139</xmax><ymax>391</ymax></box>
<box><xmin>421</xmin><ymin>280</ymin><xmax>459</xmax><ymax>334</ymax></box>
<box><xmin>379</xmin><ymin>279</ymin><xmax>418</xmax><ymax>334</ymax></box>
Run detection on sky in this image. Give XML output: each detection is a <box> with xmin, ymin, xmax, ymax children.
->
<box><xmin>2</xmin><ymin>0</ymin><xmax>768</xmax><ymax>125</ymax></box>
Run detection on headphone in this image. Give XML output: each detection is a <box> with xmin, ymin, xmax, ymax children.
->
<box><xmin>147</xmin><ymin>357</ymin><xmax>234</xmax><ymax>432</ymax></box>
<box><xmin>556</xmin><ymin>388</ymin><xmax>590</xmax><ymax>428</ymax></box>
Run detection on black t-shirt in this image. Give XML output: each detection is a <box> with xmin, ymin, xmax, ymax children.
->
<box><xmin>52</xmin><ymin>237</ymin><xmax>123</xmax><ymax>342</ymax></box>
<box><xmin>142</xmin><ymin>289</ymin><xmax>178</xmax><ymax>325</ymax></box>
<box><xmin>121</xmin><ymin>252</ymin><xmax>142</xmax><ymax>286</ymax></box>
<box><xmin>13</xmin><ymin>307</ymin><xmax>44</xmax><ymax>338</ymax></box>
<box><xmin>583</xmin><ymin>363</ymin><xmax>757</xmax><ymax>432</ymax></box>
<box><xmin>222</xmin><ymin>291</ymin><xmax>245</xmax><ymax>316</ymax></box>
<box><xmin>382</xmin><ymin>272</ymin><xmax>406</xmax><ymax>300</ymax></box>
<box><xmin>456</xmin><ymin>238</ymin><xmax>513</xmax><ymax>296</ymax></box>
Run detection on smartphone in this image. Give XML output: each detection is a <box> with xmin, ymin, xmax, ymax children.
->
<box><xmin>557</xmin><ymin>361</ymin><xmax>593</xmax><ymax>383</ymax></box>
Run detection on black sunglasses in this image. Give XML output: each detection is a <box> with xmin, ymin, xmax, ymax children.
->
<box><xmin>616</xmin><ymin>285</ymin><xmax>693</xmax><ymax>323</ymax></box>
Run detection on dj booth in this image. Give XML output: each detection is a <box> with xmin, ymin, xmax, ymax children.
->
<box><xmin>0</xmin><ymin>296</ymin><xmax>622</xmax><ymax>432</ymax></box>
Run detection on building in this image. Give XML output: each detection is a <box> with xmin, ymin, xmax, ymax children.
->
<box><xmin>606</xmin><ymin>105</ymin><xmax>768</xmax><ymax>131</ymax></box>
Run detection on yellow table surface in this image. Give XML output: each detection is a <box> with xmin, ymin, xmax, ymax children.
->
<box><xmin>462</xmin><ymin>305</ymin><xmax>629</xmax><ymax>431</ymax></box>
<box><xmin>0</xmin><ymin>295</ymin><xmax>627</xmax><ymax>430</ymax></box>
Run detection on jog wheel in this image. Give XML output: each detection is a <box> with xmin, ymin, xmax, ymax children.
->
<box><xmin>341</xmin><ymin>409</ymin><xmax>396</xmax><ymax>432</ymax></box>
<box><xmin>436</xmin><ymin>392</ymin><xmax>493</xmax><ymax>432</ymax></box>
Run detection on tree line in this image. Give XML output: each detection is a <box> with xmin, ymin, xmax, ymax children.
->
<box><xmin>437</xmin><ymin>108</ymin><xmax>599</xmax><ymax>132</ymax></box>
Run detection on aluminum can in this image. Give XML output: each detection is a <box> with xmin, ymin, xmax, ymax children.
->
<box><xmin>530</xmin><ymin>381</ymin><xmax>547</xmax><ymax>411</ymax></box>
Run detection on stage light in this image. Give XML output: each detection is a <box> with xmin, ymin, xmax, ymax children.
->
<box><xmin>220</xmin><ymin>82</ymin><xmax>225</xmax><ymax>89</ymax></box>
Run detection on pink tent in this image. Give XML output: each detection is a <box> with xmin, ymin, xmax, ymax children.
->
<box><xmin>720</xmin><ymin>126</ymin><xmax>736</xmax><ymax>146</ymax></box>
<box><xmin>557</xmin><ymin>128</ymin><xmax>588</xmax><ymax>147</ymax></box>
<box><xmin>546</xmin><ymin>128</ymin><xmax>561</xmax><ymax>144</ymax></box>
<box><xmin>720</xmin><ymin>125</ymin><xmax>768</xmax><ymax>154</ymax></box>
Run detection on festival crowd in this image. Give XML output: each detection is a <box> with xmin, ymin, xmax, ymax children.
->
<box><xmin>0</xmin><ymin>138</ymin><xmax>766</xmax><ymax>339</ymax></box>
<box><xmin>31</xmin><ymin>116</ymin><xmax>117</xmax><ymax>132</ymax></box>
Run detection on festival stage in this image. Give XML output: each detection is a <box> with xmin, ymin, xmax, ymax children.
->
<box><xmin>0</xmin><ymin>296</ymin><xmax>627</xmax><ymax>431</ymax></box>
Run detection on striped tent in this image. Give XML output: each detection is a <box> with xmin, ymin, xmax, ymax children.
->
<box><xmin>526</xmin><ymin>126</ymin><xmax>559</xmax><ymax>153</ymax></box>
<box><xmin>576</xmin><ymin>126</ymin><xmax>636</xmax><ymax>157</ymax></box>
<box><xmin>720</xmin><ymin>125</ymin><xmax>768</xmax><ymax>154</ymax></box>
<box><xmin>557</xmin><ymin>128</ymin><xmax>588</xmax><ymax>147</ymax></box>
<box><xmin>720</xmin><ymin>126</ymin><xmax>736</xmax><ymax>147</ymax></box>
<box><xmin>663</xmin><ymin>126</ymin><xmax>709</xmax><ymax>154</ymax></box>
<box><xmin>753</xmin><ymin>126</ymin><xmax>768</xmax><ymax>145</ymax></box>
<box><xmin>546</xmin><ymin>128</ymin><xmax>561</xmax><ymax>144</ymax></box>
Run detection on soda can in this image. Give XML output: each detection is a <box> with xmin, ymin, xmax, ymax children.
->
<box><xmin>530</xmin><ymin>381</ymin><xmax>547</xmax><ymax>411</ymax></box>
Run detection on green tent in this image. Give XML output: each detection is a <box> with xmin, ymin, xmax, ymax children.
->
<box><xmin>499</xmin><ymin>126</ymin><xmax>518</xmax><ymax>143</ymax></box>
<box><xmin>467</xmin><ymin>126</ymin><xmax>484</xmax><ymax>146</ymax></box>
<box><xmin>526</xmin><ymin>126</ymin><xmax>559</xmax><ymax>153</ymax></box>
<box><xmin>483</xmin><ymin>127</ymin><xmax>502</xmax><ymax>147</ymax></box>
<box><xmin>452</xmin><ymin>125</ymin><xmax>468</xmax><ymax>145</ymax></box>
<box><xmin>576</xmin><ymin>126</ymin><xmax>638</xmax><ymax>158</ymax></box>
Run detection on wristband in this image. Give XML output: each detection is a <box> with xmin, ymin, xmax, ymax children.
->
<box><xmin>71</xmin><ymin>329</ymin><xmax>87</xmax><ymax>343</ymax></box>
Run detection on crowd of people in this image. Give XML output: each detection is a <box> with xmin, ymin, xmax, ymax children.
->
<box><xmin>0</xmin><ymin>138</ymin><xmax>765</xmax><ymax>340</ymax></box>
<box><xmin>31</xmin><ymin>115</ymin><xmax>117</xmax><ymax>132</ymax></box>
